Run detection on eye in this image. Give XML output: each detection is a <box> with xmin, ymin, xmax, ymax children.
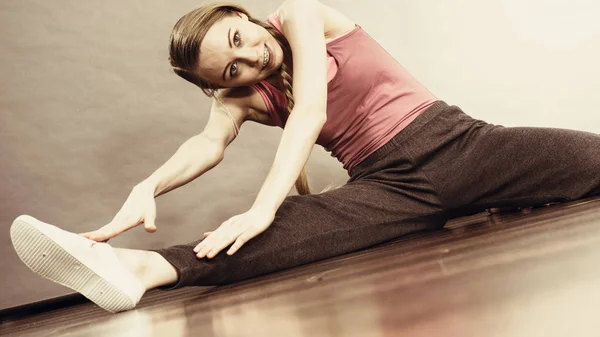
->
<box><xmin>233</xmin><ymin>31</ymin><xmax>241</xmax><ymax>47</ymax></box>
<box><xmin>230</xmin><ymin>61</ymin><xmax>238</xmax><ymax>77</ymax></box>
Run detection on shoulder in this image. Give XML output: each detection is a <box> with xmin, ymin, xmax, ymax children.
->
<box><xmin>276</xmin><ymin>0</ymin><xmax>318</xmax><ymax>15</ymax></box>
<box><xmin>275</xmin><ymin>0</ymin><xmax>355</xmax><ymax>38</ymax></box>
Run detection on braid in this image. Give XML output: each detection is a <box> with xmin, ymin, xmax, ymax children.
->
<box><xmin>280</xmin><ymin>62</ymin><xmax>295</xmax><ymax>112</ymax></box>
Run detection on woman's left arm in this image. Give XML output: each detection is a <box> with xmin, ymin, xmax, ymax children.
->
<box><xmin>193</xmin><ymin>0</ymin><xmax>328</xmax><ymax>259</ymax></box>
<box><xmin>252</xmin><ymin>0</ymin><xmax>328</xmax><ymax>209</ymax></box>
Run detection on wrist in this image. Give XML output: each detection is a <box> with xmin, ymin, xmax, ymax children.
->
<box><xmin>250</xmin><ymin>202</ymin><xmax>278</xmax><ymax>215</ymax></box>
<box><xmin>136</xmin><ymin>178</ymin><xmax>159</xmax><ymax>197</ymax></box>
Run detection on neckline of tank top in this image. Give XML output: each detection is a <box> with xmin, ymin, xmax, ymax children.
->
<box><xmin>254</xmin><ymin>22</ymin><xmax>361</xmax><ymax>95</ymax></box>
<box><xmin>254</xmin><ymin>21</ymin><xmax>364</xmax><ymax>107</ymax></box>
<box><xmin>266</xmin><ymin>14</ymin><xmax>362</xmax><ymax>47</ymax></box>
<box><xmin>324</xmin><ymin>25</ymin><xmax>362</xmax><ymax>46</ymax></box>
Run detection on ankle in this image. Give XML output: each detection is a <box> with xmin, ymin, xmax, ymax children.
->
<box><xmin>113</xmin><ymin>248</ymin><xmax>178</xmax><ymax>291</ymax></box>
<box><xmin>146</xmin><ymin>251</ymin><xmax>179</xmax><ymax>289</ymax></box>
<box><xmin>113</xmin><ymin>248</ymin><xmax>152</xmax><ymax>290</ymax></box>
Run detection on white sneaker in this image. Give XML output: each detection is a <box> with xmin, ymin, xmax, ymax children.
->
<box><xmin>10</xmin><ymin>215</ymin><xmax>145</xmax><ymax>313</ymax></box>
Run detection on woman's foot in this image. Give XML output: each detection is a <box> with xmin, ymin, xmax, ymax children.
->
<box><xmin>10</xmin><ymin>215</ymin><xmax>146</xmax><ymax>313</ymax></box>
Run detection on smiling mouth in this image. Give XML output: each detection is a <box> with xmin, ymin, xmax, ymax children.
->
<box><xmin>262</xmin><ymin>44</ymin><xmax>271</xmax><ymax>70</ymax></box>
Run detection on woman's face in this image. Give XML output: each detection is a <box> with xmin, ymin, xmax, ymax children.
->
<box><xmin>197</xmin><ymin>12</ymin><xmax>284</xmax><ymax>88</ymax></box>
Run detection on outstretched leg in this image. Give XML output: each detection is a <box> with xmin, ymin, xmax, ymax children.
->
<box><xmin>416</xmin><ymin>106</ymin><xmax>600</xmax><ymax>214</ymax></box>
<box><xmin>454</xmin><ymin>127</ymin><xmax>599</xmax><ymax>214</ymax></box>
<box><xmin>10</xmin><ymin>127</ymin><xmax>448</xmax><ymax>312</ymax></box>
<box><xmin>152</xmin><ymin>153</ymin><xmax>447</xmax><ymax>288</ymax></box>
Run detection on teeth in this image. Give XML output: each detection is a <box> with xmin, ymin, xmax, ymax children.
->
<box><xmin>263</xmin><ymin>45</ymin><xmax>270</xmax><ymax>69</ymax></box>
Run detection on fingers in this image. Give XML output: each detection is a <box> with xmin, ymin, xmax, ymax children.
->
<box><xmin>227</xmin><ymin>231</ymin><xmax>252</xmax><ymax>255</ymax></box>
<box><xmin>144</xmin><ymin>214</ymin><xmax>157</xmax><ymax>233</ymax></box>
<box><xmin>83</xmin><ymin>212</ymin><xmax>132</xmax><ymax>241</ymax></box>
<box><xmin>194</xmin><ymin>220</ymin><xmax>233</xmax><ymax>258</ymax></box>
<box><xmin>194</xmin><ymin>232</ymin><xmax>236</xmax><ymax>259</ymax></box>
<box><xmin>79</xmin><ymin>225</ymin><xmax>116</xmax><ymax>242</ymax></box>
<box><xmin>79</xmin><ymin>231</ymin><xmax>100</xmax><ymax>241</ymax></box>
<box><xmin>206</xmin><ymin>229</ymin><xmax>255</xmax><ymax>258</ymax></box>
<box><xmin>194</xmin><ymin>210</ymin><xmax>273</xmax><ymax>259</ymax></box>
<box><xmin>193</xmin><ymin>222</ymin><xmax>237</xmax><ymax>259</ymax></box>
<box><xmin>80</xmin><ymin>216</ymin><xmax>154</xmax><ymax>242</ymax></box>
<box><xmin>193</xmin><ymin>240</ymin><xmax>213</xmax><ymax>258</ymax></box>
<box><xmin>194</xmin><ymin>227</ymin><xmax>261</xmax><ymax>259</ymax></box>
<box><xmin>80</xmin><ymin>186</ymin><xmax>158</xmax><ymax>242</ymax></box>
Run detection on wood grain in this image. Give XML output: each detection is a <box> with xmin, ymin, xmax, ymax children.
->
<box><xmin>2</xmin><ymin>197</ymin><xmax>600</xmax><ymax>337</ymax></box>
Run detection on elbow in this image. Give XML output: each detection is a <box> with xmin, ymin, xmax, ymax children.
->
<box><xmin>310</xmin><ymin>110</ymin><xmax>327</xmax><ymax>125</ymax></box>
<box><xmin>317</xmin><ymin>114</ymin><xmax>327</xmax><ymax>126</ymax></box>
<box><xmin>209</xmin><ymin>154</ymin><xmax>224</xmax><ymax>171</ymax></box>
<box><xmin>312</xmin><ymin>105</ymin><xmax>328</xmax><ymax>125</ymax></box>
<box><xmin>197</xmin><ymin>134</ymin><xmax>226</xmax><ymax>165</ymax></box>
<box><xmin>205</xmin><ymin>149</ymin><xmax>224</xmax><ymax>171</ymax></box>
<box><xmin>306</xmin><ymin>110</ymin><xmax>328</xmax><ymax>127</ymax></box>
<box><xmin>212</xmin><ymin>146</ymin><xmax>225</xmax><ymax>164</ymax></box>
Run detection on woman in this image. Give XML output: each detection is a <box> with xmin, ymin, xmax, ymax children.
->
<box><xmin>10</xmin><ymin>0</ymin><xmax>600</xmax><ymax>313</ymax></box>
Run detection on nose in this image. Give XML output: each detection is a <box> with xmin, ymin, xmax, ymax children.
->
<box><xmin>234</xmin><ymin>46</ymin><xmax>261</xmax><ymax>68</ymax></box>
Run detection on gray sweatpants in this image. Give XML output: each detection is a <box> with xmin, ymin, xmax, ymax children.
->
<box><xmin>153</xmin><ymin>101</ymin><xmax>600</xmax><ymax>288</ymax></box>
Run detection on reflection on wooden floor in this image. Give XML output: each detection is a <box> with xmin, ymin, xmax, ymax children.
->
<box><xmin>2</xmin><ymin>197</ymin><xmax>600</xmax><ymax>336</ymax></box>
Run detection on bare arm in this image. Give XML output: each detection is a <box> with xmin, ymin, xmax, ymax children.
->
<box><xmin>251</xmin><ymin>0</ymin><xmax>329</xmax><ymax>212</ymax></box>
<box><xmin>192</xmin><ymin>0</ymin><xmax>336</xmax><ymax>258</ymax></box>
<box><xmin>142</xmin><ymin>89</ymin><xmax>251</xmax><ymax>196</ymax></box>
<box><xmin>144</xmin><ymin>135</ymin><xmax>224</xmax><ymax>197</ymax></box>
<box><xmin>81</xmin><ymin>89</ymin><xmax>251</xmax><ymax>242</ymax></box>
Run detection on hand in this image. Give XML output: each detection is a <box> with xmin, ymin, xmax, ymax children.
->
<box><xmin>194</xmin><ymin>208</ymin><xmax>275</xmax><ymax>259</ymax></box>
<box><xmin>80</xmin><ymin>183</ymin><xmax>157</xmax><ymax>242</ymax></box>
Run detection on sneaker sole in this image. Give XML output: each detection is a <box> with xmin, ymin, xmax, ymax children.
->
<box><xmin>10</xmin><ymin>216</ymin><xmax>136</xmax><ymax>313</ymax></box>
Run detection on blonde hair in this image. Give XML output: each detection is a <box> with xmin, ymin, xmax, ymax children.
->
<box><xmin>169</xmin><ymin>3</ymin><xmax>313</xmax><ymax>195</ymax></box>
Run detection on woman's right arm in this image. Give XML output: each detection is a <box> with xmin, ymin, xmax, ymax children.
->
<box><xmin>145</xmin><ymin>85</ymin><xmax>266</xmax><ymax>196</ymax></box>
<box><xmin>140</xmin><ymin>114</ymin><xmax>239</xmax><ymax>196</ymax></box>
<box><xmin>81</xmin><ymin>88</ymin><xmax>255</xmax><ymax>242</ymax></box>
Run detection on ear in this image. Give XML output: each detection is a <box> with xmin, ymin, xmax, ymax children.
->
<box><xmin>235</xmin><ymin>11</ymin><xmax>249</xmax><ymax>20</ymax></box>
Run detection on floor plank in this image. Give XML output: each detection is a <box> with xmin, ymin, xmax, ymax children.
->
<box><xmin>2</xmin><ymin>197</ymin><xmax>600</xmax><ymax>337</ymax></box>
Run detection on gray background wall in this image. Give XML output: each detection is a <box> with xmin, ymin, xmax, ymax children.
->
<box><xmin>1</xmin><ymin>0</ymin><xmax>599</xmax><ymax>310</ymax></box>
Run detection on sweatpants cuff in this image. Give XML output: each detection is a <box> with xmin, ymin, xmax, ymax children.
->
<box><xmin>149</xmin><ymin>248</ymin><xmax>188</xmax><ymax>290</ymax></box>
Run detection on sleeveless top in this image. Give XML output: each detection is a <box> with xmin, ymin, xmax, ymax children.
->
<box><xmin>250</xmin><ymin>14</ymin><xmax>438</xmax><ymax>171</ymax></box>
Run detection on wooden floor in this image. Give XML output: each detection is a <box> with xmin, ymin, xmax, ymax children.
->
<box><xmin>2</xmin><ymin>198</ymin><xmax>600</xmax><ymax>337</ymax></box>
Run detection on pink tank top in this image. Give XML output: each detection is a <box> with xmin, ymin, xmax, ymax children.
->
<box><xmin>251</xmin><ymin>14</ymin><xmax>438</xmax><ymax>171</ymax></box>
